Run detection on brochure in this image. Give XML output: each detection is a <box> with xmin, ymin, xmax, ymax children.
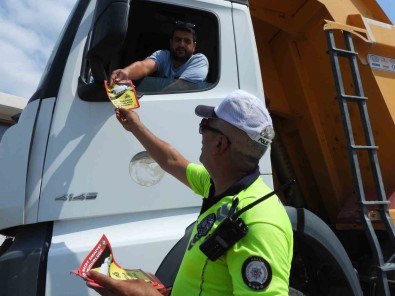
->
<box><xmin>105</xmin><ymin>80</ymin><xmax>140</xmax><ymax>110</ymax></box>
<box><xmin>71</xmin><ymin>234</ymin><xmax>166</xmax><ymax>291</ymax></box>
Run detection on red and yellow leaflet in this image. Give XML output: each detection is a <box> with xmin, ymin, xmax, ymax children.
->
<box><xmin>71</xmin><ymin>234</ymin><xmax>165</xmax><ymax>290</ymax></box>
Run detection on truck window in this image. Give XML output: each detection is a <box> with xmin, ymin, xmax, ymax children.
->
<box><xmin>79</xmin><ymin>0</ymin><xmax>219</xmax><ymax>101</ymax></box>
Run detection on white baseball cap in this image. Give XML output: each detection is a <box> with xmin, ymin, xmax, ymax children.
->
<box><xmin>195</xmin><ymin>90</ymin><xmax>273</xmax><ymax>146</ymax></box>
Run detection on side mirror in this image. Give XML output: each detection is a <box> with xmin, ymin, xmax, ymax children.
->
<box><xmin>79</xmin><ymin>0</ymin><xmax>129</xmax><ymax>101</ymax></box>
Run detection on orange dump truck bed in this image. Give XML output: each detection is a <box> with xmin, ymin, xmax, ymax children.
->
<box><xmin>249</xmin><ymin>0</ymin><xmax>395</xmax><ymax>223</ymax></box>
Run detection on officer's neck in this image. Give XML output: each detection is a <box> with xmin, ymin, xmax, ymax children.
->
<box><xmin>211</xmin><ymin>167</ymin><xmax>247</xmax><ymax>197</ymax></box>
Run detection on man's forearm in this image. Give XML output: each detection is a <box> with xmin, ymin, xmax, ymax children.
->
<box><xmin>124</xmin><ymin>62</ymin><xmax>147</xmax><ymax>80</ymax></box>
<box><xmin>124</xmin><ymin>59</ymin><xmax>156</xmax><ymax>80</ymax></box>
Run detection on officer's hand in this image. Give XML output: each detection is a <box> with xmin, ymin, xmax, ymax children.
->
<box><xmin>86</xmin><ymin>271</ymin><xmax>162</xmax><ymax>296</ymax></box>
<box><xmin>115</xmin><ymin>107</ymin><xmax>141</xmax><ymax>132</ymax></box>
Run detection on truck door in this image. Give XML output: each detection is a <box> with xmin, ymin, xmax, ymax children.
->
<box><xmin>37</xmin><ymin>0</ymin><xmax>241</xmax><ymax>295</ymax></box>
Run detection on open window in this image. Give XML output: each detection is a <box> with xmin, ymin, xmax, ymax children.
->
<box><xmin>79</xmin><ymin>0</ymin><xmax>219</xmax><ymax>102</ymax></box>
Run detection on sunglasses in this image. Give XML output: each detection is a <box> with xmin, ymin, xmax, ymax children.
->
<box><xmin>175</xmin><ymin>20</ymin><xmax>196</xmax><ymax>29</ymax></box>
<box><xmin>199</xmin><ymin>118</ymin><xmax>231</xmax><ymax>143</ymax></box>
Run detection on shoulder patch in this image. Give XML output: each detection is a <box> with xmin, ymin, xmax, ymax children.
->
<box><xmin>242</xmin><ymin>256</ymin><xmax>272</xmax><ymax>290</ymax></box>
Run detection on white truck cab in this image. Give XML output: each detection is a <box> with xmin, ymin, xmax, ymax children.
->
<box><xmin>4</xmin><ymin>0</ymin><xmax>389</xmax><ymax>294</ymax></box>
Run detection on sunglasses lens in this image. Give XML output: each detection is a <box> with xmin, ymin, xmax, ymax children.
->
<box><xmin>198</xmin><ymin>119</ymin><xmax>231</xmax><ymax>143</ymax></box>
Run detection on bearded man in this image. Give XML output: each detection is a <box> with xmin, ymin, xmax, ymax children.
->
<box><xmin>110</xmin><ymin>21</ymin><xmax>208</xmax><ymax>91</ymax></box>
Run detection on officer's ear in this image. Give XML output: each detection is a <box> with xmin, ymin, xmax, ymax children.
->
<box><xmin>214</xmin><ymin>134</ymin><xmax>231</xmax><ymax>154</ymax></box>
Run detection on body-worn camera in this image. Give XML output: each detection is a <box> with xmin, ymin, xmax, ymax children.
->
<box><xmin>199</xmin><ymin>217</ymin><xmax>248</xmax><ymax>261</ymax></box>
<box><xmin>199</xmin><ymin>179</ymin><xmax>295</xmax><ymax>261</ymax></box>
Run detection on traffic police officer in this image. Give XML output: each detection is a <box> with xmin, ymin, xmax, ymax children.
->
<box><xmin>88</xmin><ymin>90</ymin><xmax>293</xmax><ymax>295</ymax></box>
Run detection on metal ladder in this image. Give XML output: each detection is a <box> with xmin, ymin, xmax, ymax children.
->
<box><xmin>324</xmin><ymin>26</ymin><xmax>395</xmax><ymax>295</ymax></box>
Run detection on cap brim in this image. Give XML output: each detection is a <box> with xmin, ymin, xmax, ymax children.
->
<box><xmin>195</xmin><ymin>105</ymin><xmax>217</xmax><ymax>118</ymax></box>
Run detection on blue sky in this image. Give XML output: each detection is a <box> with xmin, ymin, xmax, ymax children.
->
<box><xmin>0</xmin><ymin>0</ymin><xmax>76</xmax><ymax>98</ymax></box>
<box><xmin>0</xmin><ymin>0</ymin><xmax>394</xmax><ymax>99</ymax></box>
<box><xmin>378</xmin><ymin>0</ymin><xmax>395</xmax><ymax>24</ymax></box>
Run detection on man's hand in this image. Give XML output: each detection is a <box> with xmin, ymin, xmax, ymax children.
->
<box><xmin>110</xmin><ymin>69</ymin><xmax>130</xmax><ymax>86</ymax></box>
<box><xmin>86</xmin><ymin>271</ymin><xmax>162</xmax><ymax>296</ymax></box>
<box><xmin>115</xmin><ymin>108</ymin><xmax>140</xmax><ymax>132</ymax></box>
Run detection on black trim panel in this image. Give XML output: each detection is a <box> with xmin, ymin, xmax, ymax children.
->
<box><xmin>0</xmin><ymin>222</ymin><xmax>53</xmax><ymax>295</ymax></box>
